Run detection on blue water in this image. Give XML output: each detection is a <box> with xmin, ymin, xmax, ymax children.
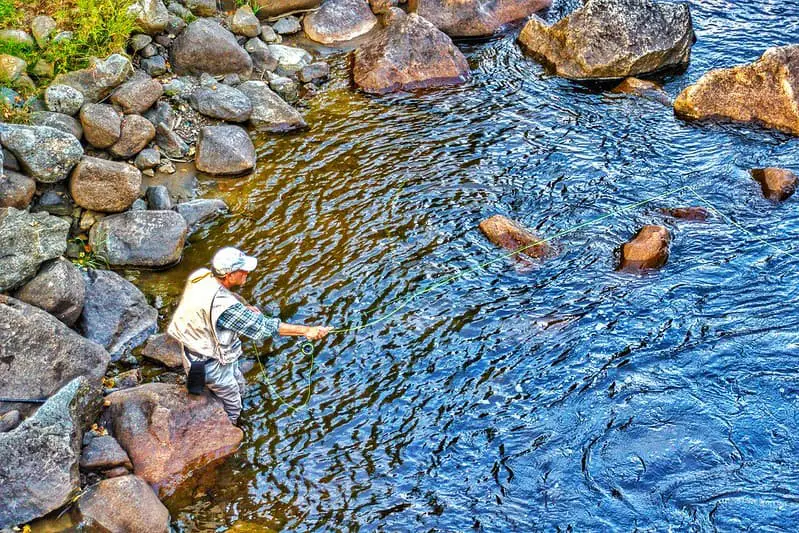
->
<box><xmin>154</xmin><ymin>0</ymin><xmax>799</xmax><ymax>530</ymax></box>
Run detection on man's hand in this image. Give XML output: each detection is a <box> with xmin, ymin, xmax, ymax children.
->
<box><xmin>304</xmin><ymin>326</ymin><xmax>332</xmax><ymax>341</ymax></box>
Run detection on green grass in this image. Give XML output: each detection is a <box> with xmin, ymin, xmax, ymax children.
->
<box><xmin>0</xmin><ymin>0</ymin><xmax>23</xmax><ymax>28</ymax></box>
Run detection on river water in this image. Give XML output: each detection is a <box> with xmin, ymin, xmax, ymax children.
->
<box><xmin>134</xmin><ymin>0</ymin><xmax>799</xmax><ymax>530</ymax></box>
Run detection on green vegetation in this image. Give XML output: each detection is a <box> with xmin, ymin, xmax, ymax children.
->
<box><xmin>68</xmin><ymin>236</ymin><xmax>110</xmax><ymax>270</ymax></box>
<box><xmin>0</xmin><ymin>0</ymin><xmax>136</xmax><ymax>92</ymax></box>
<box><xmin>236</xmin><ymin>0</ymin><xmax>261</xmax><ymax>15</ymax></box>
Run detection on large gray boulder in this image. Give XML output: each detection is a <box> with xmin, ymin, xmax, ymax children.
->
<box><xmin>0</xmin><ymin>124</ymin><xmax>83</xmax><ymax>183</ymax></box>
<box><xmin>238</xmin><ymin>80</ymin><xmax>306</xmax><ymax>132</ymax></box>
<box><xmin>89</xmin><ymin>210</ymin><xmax>188</xmax><ymax>268</ymax></box>
<box><xmin>0</xmin><ymin>208</ymin><xmax>69</xmax><ymax>291</ymax></box>
<box><xmin>352</xmin><ymin>9</ymin><xmax>470</xmax><ymax>94</ymax></box>
<box><xmin>195</xmin><ymin>125</ymin><xmax>256</xmax><ymax>175</ymax></box>
<box><xmin>14</xmin><ymin>258</ymin><xmax>86</xmax><ymax>327</ymax></box>
<box><xmin>53</xmin><ymin>54</ymin><xmax>134</xmax><ymax>102</ymax></box>
<box><xmin>170</xmin><ymin>19</ymin><xmax>253</xmax><ymax>77</ymax></box>
<box><xmin>189</xmin><ymin>84</ymin><xmax>253</xmax><ymax>122</ymax></box>
<box><xmin>0</xmin><ymin>296</ymin><xmax>109</xmax><ymax>416</ymax></box>
<box><xmin>0</xmin><ymin>377</ymin><xmax>102</xmax><ymax>529</ymax></box>
<box><xmin>0</xmin><ymin>170</ymin><xmax>35</xmax><ymax>209</ymax></box>
<box><xmin>303</xmin><ymin>0</ymin><xmax>377</xmax><ymax>44</ymax></box>
<box><xmin>69</xmin><ymin>156</ymin><xmax>142</xmax><ymax>213</ymax></box>
<box><xmin>76</xmin><ymin>475</ymin><xmax>170</xmax><ymax>533</ymax></box>
<box><xmin>518</xmin><ymin>0</ymin><xmax>694</xmax><ymax>80</ymax></box>
<box><xmin>78</xmin><ymin>269</ymin><xmax>158</xmax><ymax>358</ymax></box>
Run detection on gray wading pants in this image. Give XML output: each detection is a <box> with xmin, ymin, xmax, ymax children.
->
<box><xmin>182</xmin><ymin>352</ymin><xmax>246</xmax><ymax>423</ymax></box>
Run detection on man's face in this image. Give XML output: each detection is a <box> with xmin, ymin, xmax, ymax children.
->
<box><xmin>228</xmin><ymin>270</ymin><xmax>249</xmax><ymax>287</ymax></box>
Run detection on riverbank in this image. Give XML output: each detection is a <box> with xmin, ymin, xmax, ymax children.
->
<box><xmin>1</xmin><ymin>0</ymin><xmax>799</xmax><ymax>528</ymax></box>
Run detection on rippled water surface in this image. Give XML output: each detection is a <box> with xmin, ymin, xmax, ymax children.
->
<box><xmin>138</xmin><ymin>0</ymin><xmax>799</xmax><ymax>530</ymax></box>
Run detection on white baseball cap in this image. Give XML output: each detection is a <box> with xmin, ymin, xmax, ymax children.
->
<box><xmin>212</xmin><ymin>247</ymin><xmax>257</xmax><ymax>275</ymax></box>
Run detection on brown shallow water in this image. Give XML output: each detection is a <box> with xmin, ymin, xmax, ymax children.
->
<box><xmin>102</xmin><ymin>1</ymin><xmax>799</xmax><ymax>530</ymax></box>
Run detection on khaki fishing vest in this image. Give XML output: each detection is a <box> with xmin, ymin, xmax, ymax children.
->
<box><xmin>167</xmin><ymin>268</ymin><xmax>243</xmax><ymax>364</ymax></box>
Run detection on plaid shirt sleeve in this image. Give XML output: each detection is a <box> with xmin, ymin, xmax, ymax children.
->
<box><xmin>216</xmin><ymin>303</ymin><xmax>280</xmax><ymax>341</ymax></box>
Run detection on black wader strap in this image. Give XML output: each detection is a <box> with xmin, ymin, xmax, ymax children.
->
<box><xmin>185</xmin><ymin>348</ymin><xmax>210</xmax><ymax>395</ymax></box>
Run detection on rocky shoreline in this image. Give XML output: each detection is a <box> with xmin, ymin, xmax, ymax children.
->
<box><xmin>1</xmin><ymin>0</ymin><xmax>798</xmax><ymax>529</ymax></box>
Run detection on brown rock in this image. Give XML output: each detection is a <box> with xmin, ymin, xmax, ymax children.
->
<box><xmin>253</xmin><ymin>0</ymin><xmax>321</xmax><ymax>18</ymax></box>
<box><xmin>0</xmin><ymin>170</ymin><xmax>36</xmax><ymax>209</ymax></box>
<box><xmin>611</xmin><ymin>77</ymin><xmax>671</xmax><ymax>105</ymax></box>
<box><xmin>77</xmin><ymin>475</ymin><xmax>169</xmax><ymax>533</ymax></box>
<box><xmin>303</xmin><ymin>0</ymin><xmax>377</xmax><ymax>44</ymax></box>
<box><xmin>111</xmin><ymin>73</ymin><xmax>164</xmax><ymax>115</ymax></box>
<box><xmin>674</xmin><ymin>45</ymin><xmax>799</xmax><ymax>135</ymax></box>
<box><xmin>410</xmin><ymin>0</ymin><xmax>551</xmax><ymax>37</ymax></box>
<box><xmin>369</xmin><ymin>0</ymin><xmax>397</xmax><ymax>14</ymax></box>
<box><xmin>658</xmin><ymin>206</ymin><xmax>709</xmax><ymax>221</ymax></box>
<box><xmin>70</xmin><ymin>156</ymin><xmax>142</xmax><ymax>213</ymax></box>
<box><xmin>751</xmin><ymin>167</ymin><xmax>797</xmax><ymax>202</ymax></box>
<box><xmin>103</xmin><ymin>466</ymin><xmax>132</xmax><ymax>478</ymax></box>
<box><xmin>170</xmin><ymin>19</ymin><xmax>253</xmax><ymax>77</ymax></box>
<box><xmin>114</xmin><ymin>368</ymin><xmax>142</xmax><ymax>390</ymax></box>
<box><xmin>102</xmin><ymin>383</ymin><xmax>243</xmax><ymax>497</ymax></box>
<box><xmin>0</xmin><ymin>410</ymin><xmax>21</xmax><ymax>433</ymax></box>
<box><xmin>619</xmin><ymin>225</ymin><xmax>670</xmax><ymax>272</ymax></box>
<box><xmin>80</xmin><ymin>103</ymin><xmax>122</xmax><ymax>149</ymax></box>
<box><xmin>479</xmin><ymin>215</ymin><xmax>553</xmax><ymax>259</ymax></box>
<box><xmin>80</xmin><ymin>435</ymin><xmax>133</xmax><ymax>471</ymax></box>
<box><xmin>519</xmin><ymin>0</ymin><xmax>694</xmax><ymax>80</ymax></box>
<box><xmin>353</xmin><ymin>9</ymin><xmax>470</xmax><ymax>94</ymax></box>
<box><xmin>142</xmin><ymin>333</ymin><xmax>184</xmax><ymax>368</ymax></box>
<box><xmin>110</xmin><ymin>115</ymin><xmax>156</xmax><ymax>159</ymax></box>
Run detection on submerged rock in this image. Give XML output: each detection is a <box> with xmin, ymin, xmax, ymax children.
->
<box><xmin>238</xmin><ymin>80</ymin><xmax>306</xmax><ymax>132</ymax></box>
<box><xmin>53</xmin><ymin>54</ymin><xmax>134</xmax><ymax>102</ymax></box>
<box><xmin>611</xmin><ymin>77</ymin><xmax>671</xmax><ymax>105</ymax></box>
<box><xmin>0</xmin><ymin>124</ymin><xmax>83</xmax><ymax>183</ymax></box>
<box><xmin>195</xmin><ymin>125</ymin><xmax>256</xmax><ymax>175</ymax></box>
<box><xmin>102</xmin><ymin>383</ymin><xmax>243</xmax><ymax>497</ymax></box>
<box><xmin>0</xmin><ymin>208</ymin><xmax>69</xmax><ymax>291</ymax></box>
<box><xmin>0</xmin><ymin>378</ymin><xmax>101</xmax><ymax>529</ymax></box>
<box><xmin>89</xmin><ymin>210</ymin><xmax>188</xmax><ymax>268</ymax></box>
<box><xmin>619</xmin><ymin>225</ymin><xmax>670</xmax><ymax>272</ymax></box>
<box><xmin>175</xmin><ymin>198</ymin><xmax>228</xmax><ymax>229</ymax></box>
<box><xmin>410</xmin><ymin>0</ymin><xmax>551</xmax><ymax>37</ymax></box>
<box><xmin>171</xmin><ymin>19</ymin><xmax>253</xmax><ymax>77</ymax></box>
<box><xmin>14</xmin><ymin>258</ymin><xmax>86</xmax><ymax>327</ymax></box>
<box><xmin>77</xmin><ymin>475</ymin><xmax>169</xmax><ymax>533</ymax></box>
<box><xmin>658</xmin><ymin>206</ymin><xmax>709</xmax><ymax>221</ymax></box>
<box><xmin>751</xmin><ymin>167</ymin><xmax>797</xmax><ymax>202</ymax></box>
<box><xmin>518</xmin><ymin>0</ymin><xmax>694</xmax><ymax>80</ymax></box>
<box><xmin>0</xmin><ymin>296</ymin><xmax>109</xmax><ymax>416</ymax></box>
<box><xmin>353</xmin><ymin>8</ymin><xmax>470</xmax><ymax>94</ymax></box>
<box><xmin>303</xmin><ymin>0</ymin><xmax>377</xmax><ymax>44</ymax></box>
<box><xmin>479</xmin><ymin>215</ymin><xmax>554</xmax><ymax>259</ymax></box>
<box><xmin>78</xmin><ymin>269</ymin><xmax>158</xmax><ymax>358</ymax></box>
<box><xmin>674</xmin><ymin>45</ymin><xmax>799</xmax><ymax>136</ymax></box>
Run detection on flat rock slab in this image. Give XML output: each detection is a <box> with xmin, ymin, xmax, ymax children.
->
<box><xmin>238</xmin><ymin>81</ymin><xmax>306</xmax><ymax>132</ymax></box>
<box><xmin>674</xmin><ymin>45</ymin><xmax>799</xmax><ymax>136</ymax></box>
<box><xmin>619</xmin><ymin>225</ymin><xmax>670</xmax><ymax>272</ymax></box>
<box><xmin>14</xmin><ymin>258</ymin><xmax>86</xmax><ymax>326</ymax></box>
<box><xmin>0</xmin><ymin>207</ymin><xmax>69</xmax><ymax>291</ymax></box>
<box><xmin>53</xmin><ymin>54</ymin><xmax>133</xmax><ymax>103</ymax></box>
<box><xmin>353</xmin><ymin>9</ymin><xmax>470</xmax><ymax>94</ymax></box>
<box><xmin>195</xmin><ymin>125</ymin><xmax>256</xmax><ymax>176</ymax></box>
<box><xmin>77</xmin><ymin>475</ymin><xmax>169</xmax><ymax>533</ymax></box>
<box><xmin>170</xmin><ymin>19</ymin><xmax>253</xmax><ymax>77</ymax></box>
<box><xmin>90</xmin><ymin>210</ymin><xmax>188</xmax><ymax>268</ymax></box>
<box><xmin>103</xmin><ymin>383</ymin><xmax>243</xmax><ymax>497</ymax></box>
<box><xmin>611</xmin><ymin>77</ymin><xmax>671</xmax><ymax>105</ymax></box>
<box><xmin>0</xmin><ymin>377</ymin><xmax>101</xmax><ymax>529</ymax></box>
<box><xmin>751</xmin><ymin>167</ymin><xmax>797</xmax><ymax>202</ymax></box>
<box><xmin>70</xmin><ymin>156</ymin><xmax>142</xmax><ymax>213</ymax></box>
<box><xmin>0</xmin><ymin>296</ymin><xmax>109</xmax><ymax>417</ymax></box>
<box><xmin>518</xmin><ymin>0</ymin><xmax>694</xmax><ymax>80</ymax></box>
<box><xmin>303</xmin><ymin>0</ymin><xmax>377</xmax><ymax>44</ymax></box>
<box><xmin>479</xmin><ymin>214</ymin><xmax>554</xmax><ymax>259</ymax></box>
<box><xmin>0</xmin><ymin>124</ymin><xmax>83</xmax><ymax>183</ymax></box>
<box><xmin>410</xmin><ymin>0</ymin><xmax>551</xmax><ymax>37</ymax></box>
<box><xmin>78</xmin><ymin>269</ymin><xmax>158</xmax><ymax>359</ymax></box>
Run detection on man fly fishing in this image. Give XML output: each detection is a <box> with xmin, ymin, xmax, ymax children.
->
<box><xmin>167</xmin><ymin>247</ymin><xmax>331</xmax><ymax>424</ymax></box>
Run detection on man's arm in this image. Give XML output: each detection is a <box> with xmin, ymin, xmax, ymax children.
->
<box><xmin>217</xmin><ymin>303</ymin><xmax>331</xmax><ymax>341</ymax></box>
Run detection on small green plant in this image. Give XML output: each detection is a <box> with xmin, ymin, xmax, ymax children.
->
<box><xmin>68</xmin><ymin>236</ymin><xmax>110</xmax><ymax>270</ymax></box>
<box><xmin>0</xmin><ymin>0</ymin><xmax>22</xmax><ymax>28</ymax></box>
<box><xmin>235</xmin><ymin>0</ymin><xmax>261</xmax><ymax>14</ymax></box>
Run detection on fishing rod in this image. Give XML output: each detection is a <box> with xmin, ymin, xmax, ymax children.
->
<box><xmin>0</xmin><ymin>397</ymin><xmax>47</xmax><ymax>404</ymax></box>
